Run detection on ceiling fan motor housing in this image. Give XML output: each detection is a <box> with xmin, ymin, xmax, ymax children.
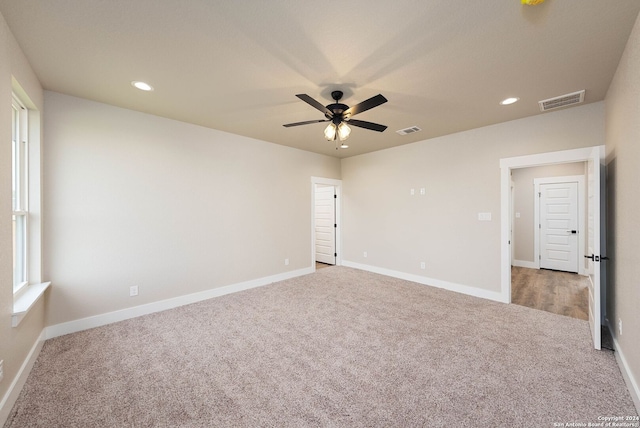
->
<box><xmin>326</xmin><ymin>104</ymin><xmax>348</xmax><ymax>122</ymax></box>
<box><xmin>327</xmin><ymin>90</ymin><xmax>348</xmax><ymax>122</ymax></box>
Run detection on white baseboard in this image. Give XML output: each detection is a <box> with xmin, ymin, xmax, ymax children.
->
<box><xmin>512</xmin><ymin>259</ymin><xmax>538</xmax><ymax>269</ymax></box>
<box><xmin>46</xmin><ymin>267</ymin><xmax>313</xmax><ymax>340</ymax></box>
<box><xmin>0</xmin><ymin>329</ymin><xmax>46</xmax><ymax>427</ymax></box>
<box><xmin>607</xmin><ymin>322</ymin><xmax>640</xmax><ymax>414</ymax></box>
<box><xmin>342</xmin><ymin>261</ymin><xmax>507</xmax><ymax>303</ymax></box>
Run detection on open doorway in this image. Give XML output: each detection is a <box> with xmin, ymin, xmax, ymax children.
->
<box><xmin>311</xmin><ymin>177</ymin><xmax>342</xmax><ymax>271</ymax></box>
<box><xmin>510</xmin><ymin>165</ymin><xmax>589</xmax><ymax>319</ymax></box>
<box><xmin>501</xmin><ymin>146</ymin><xmax>605</xmax><ymax>350</ymax></box>
<box><xmin>511</xmin><ymin>165</ymin><xmax>587</xmax><ymax>273</ymax></box>
<box><xmin>315</xmin><ymin>184</ymin><xmax>336</xmax><ymax>268</ymax></box>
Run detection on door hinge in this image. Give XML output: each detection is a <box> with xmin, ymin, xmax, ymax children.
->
<box><xmin>334</xmin><ymin>224</ymin><xmax>337</xmax><ymax>228</ymax></box>
<box><xmin>538</xmin><ymin>192</ymin><xmax>541</xmax><ymax>197</ymax></box>
<box><xmin>539</xmin><ymin>254</ymin><xmax>541</xmax><ymax>260</ymax></box>
<box><xmin>539</xmin><ymin>224</ymin><xmax>541</xmax><ymax>229</ymax></box>
<box><xmin>334</xmin><ymin>253</ymin><xmax>337</xmax><ymax>257</ymax></box>
<box><xmin>334</xmin><ymin>194</ymin><xmax>337</xmax><ymax>199</ymax></box>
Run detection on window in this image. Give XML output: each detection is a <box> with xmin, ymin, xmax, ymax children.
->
<box><xmin>12</xmin><ymin>95</ymin><xmax>28</xmax><ymax>293</ymax></box>
<box><xmin>10</xmin><ymin>85</ymin><xmax>48</xmax><ymax>327</ymax></box>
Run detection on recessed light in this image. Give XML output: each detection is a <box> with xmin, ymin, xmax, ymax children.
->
<box><xmin>340</xmin><ymin>143</ymin><xmax>349</xmax><ymax>149</ymax></box>
<box><xmin>500</xmin><ymin>97</ymin><xmax>519</xmax><ymax>105</ymax></box>
<box><xmin>131</xmin><ymin>81</ymin><xmax>154</xmax><ymax>91</ymax></box>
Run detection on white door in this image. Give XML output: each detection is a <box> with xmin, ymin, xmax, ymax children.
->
<box><xmin>586</xmin><ymin>146</ymin><xmax>603</xmax><ymax>350</ymax></box>
<box><xmin>315</xmin><ymin>185</ymin><xmax>335</xmax><ymax>265</ymax></box>
<box><xmin>539</xmin><ymin>182</ymin><xmax>579</xmax><ymax>273</ymax></box>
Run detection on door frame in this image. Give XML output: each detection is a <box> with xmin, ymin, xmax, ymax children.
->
<box><xmin>533</xmin><ymin>175</ymin><xmax>586</xmax><ymax>275</ymax></box>
<box><xmin>311</xmin><ymin>177</ymin><xmax>342</xmax><ymax>270</ymax></box>
<box><xmin>510</xmin><ymin>180</ymin><xmax>515</xmax><ymax>265</ymax></box>
<box><xmin>500</xmin><ymin>146</ymin><xmax>603</xmax><ymax>304</ymax></box>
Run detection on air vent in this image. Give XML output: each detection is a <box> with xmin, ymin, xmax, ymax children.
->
<box><xmin>538</xmin><ymin>90</ymin><xmax>585</xmax><ymax>112</ymax></box>
<box><xmin>396</xmin><ymin>126</ymin><xmax>422</xmax><ymax>136</ymax></box>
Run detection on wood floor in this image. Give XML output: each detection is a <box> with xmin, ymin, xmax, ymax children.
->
<box><xmin>315</xmin><ymin>261</ymin><xmax>333</xmax><ymax>270</ymax></box>
<box><xmin>511</xmin><ymin>266</ymin><xmax>589</xmax><ymax>321</ymax></box>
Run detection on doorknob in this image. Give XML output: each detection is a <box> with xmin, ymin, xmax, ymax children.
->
<box><xmin>567</xmin><ymin>230</ymin><xmax>577</xmax><ymax>234</ymax></box>
<box><xmin>584</xmin><ymin>254</ymin><xmax>594</xmax><ymax>260</ymax></box>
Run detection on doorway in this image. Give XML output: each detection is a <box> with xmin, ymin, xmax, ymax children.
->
<box><xmin>311</xmin><ymin>177</ymin><xmax>342</xmax><ymax>271</ymax></box>
<box><xmin>539</xmin><ymin>181</ymin><xmax>579</xmax><ymax>272</ymax></box>
<box><xmin>315</xmin><ymin>184</ymin><xmax>336</xmax><ymax>265</ymax></box>
<box><xmin>501</xmin><ymin>146</ymin><xmax>605</xmax><ymax>350</ymax></box>
<box><xmin>511</xmin><ymin>170</ymin><xmax>587</xmax><ymax>321</ymax></box>
<box><xmin>534</xmin><ymin>175</ymin><xmax>586</xmax><ymax>274</ymax></box>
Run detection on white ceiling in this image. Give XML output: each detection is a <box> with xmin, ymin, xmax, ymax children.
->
<box><xmin>1</xmin><ymin>0</ymin><xmax>639</xmax><ymax>158</ymax></box>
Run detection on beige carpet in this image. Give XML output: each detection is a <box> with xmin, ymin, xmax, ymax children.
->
<box><xmin>5</xmin><ymin>267</ymin><xmax>637</xmax><ymax>427</ymax></box>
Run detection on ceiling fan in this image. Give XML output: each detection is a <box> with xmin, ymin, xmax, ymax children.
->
<box><xmin>283</xmin><ymin>91</ymin><xmax>388</xmax><ymax>144</ymax></box>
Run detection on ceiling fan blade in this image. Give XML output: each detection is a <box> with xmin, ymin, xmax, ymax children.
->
<box><xmin>283</xmin><ymin>119</ymin><xmax>329</xmax><ymax>127</ymax></box>
<box><xmin>347</xmin><ymin>119</ymin><xmax>388</xmax><ymax>132</ymax></box>
<box><xmin>296</xmin><ymin>94</ymin><xmax>333</xmax><ymax>117</ymax></box>
<box><xmin>343</xmin><ymin>94</ymin><xmax>388</xmax><ymax>118</ymax></box>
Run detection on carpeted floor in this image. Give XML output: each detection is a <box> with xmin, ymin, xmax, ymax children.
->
<box><xmin>5</xmin><ymin>267</ymin><xmax>637</xmax><ymax>427</ymax></box>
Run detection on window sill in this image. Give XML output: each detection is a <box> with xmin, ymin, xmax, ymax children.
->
<box><xmin>12</xmin><ymin>282</ymin><xmax>51</xmax><ymax>327</ymax></box>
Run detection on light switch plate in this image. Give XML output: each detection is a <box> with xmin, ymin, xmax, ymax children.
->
<box><xmin>478</xmin><ymin>212</ymin><xmax>492</xmax><ymax>221</ymax></box>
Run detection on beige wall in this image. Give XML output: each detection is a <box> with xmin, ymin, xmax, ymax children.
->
<box><xmin>512</xmin><ymin>163</ymin><xmax>586</xmax><ymax>263</ymax></box>
<box><xmin>0</xmin><ymin>12</ymin><xmax>45</xmax><ymax>411</ymax></box>
<box><xmin>42</xmin><ymin>92</ymin><xmax>341</xmax><ymax>326</ymax></box>
<box><xmin>605</xmin><ymin>11</ymin><xmax>640</xmax><ymax>406</ymax></box>
<box><xmin>341</xmin><ymin>102</ymin><xmax>604</xmax><ymax>292</ymax></box>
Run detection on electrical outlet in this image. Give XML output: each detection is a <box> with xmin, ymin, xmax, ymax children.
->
<box><xmin>285</xmin><ymin>258</ymin><xmax>289</xmax><ymax>266</ymax></box>
<box><xmin>618</xmin><ymin>319</ymin><xmax>622</xmax><ymax>336</ymax></box>
<box><xmin>410</xmin><ymin>188</ymin><xmax>415</xmax><ymax>196</ymax></box>
<box><xmin>0</xmin><ymin>360</ymin><xmax>4</xmax><ymax>383</ymax></box>
<box><xmin>420</xmin><ymin>188</ymin><xmax>426</xmax><ymax>196</ymax></box>
<box><xmin>420</xmin><ymin>262</ymin><xmax>426</xmax><ymax>269</ymax></box>
<box><xmin>129</xmin><ymin>286</ymin><xmax>138</xmax><ymax>297</ymax></box>
<box><xmin>363</xmin><ymin>251</ymin><xmax>367</xmax><ymax>258</ymax></box>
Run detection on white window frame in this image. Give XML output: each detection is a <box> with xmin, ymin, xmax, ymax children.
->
<box><xmin>11</xmin><ymin>84</ymin><xmax>50</xmax><ymax>328</ymax></box>
<box><xmin>12</xmin><ymin>94</ymin><xmax>29</xmax><ymax>294</ymax></box>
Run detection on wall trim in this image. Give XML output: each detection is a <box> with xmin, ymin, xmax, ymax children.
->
<box><xmin>607</xmin><ymin>322</ymin><xmax>640</xmax><ymax>414</ymax></box>
<box><xmin>0</xmin><ymin>329</ymin><xmax>46</xmax><ymax>426</ymax></box>
<box><xmin>342</xmin><ymin>260</ymin><xmax>507</xmax><ymax>303</ymax></box>
<box><xmin>46</xmin><ymin>267</ymin><xmax>313</xmax><ymax>339</ymax></box>
<box><xmin>512</xmin><ymin>260</ymin><xmax>538</xmax><ymax>269</ymax></box>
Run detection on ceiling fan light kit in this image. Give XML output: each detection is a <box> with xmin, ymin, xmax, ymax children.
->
<box><xmin>284</xmin><ymin>90</ymin><xmax>388</xmax><ymax>147</ymax></box>
<box><xmin>324</xmin><ymin>122</ymin><xmax>351</xmax><ymax>142</ymax></box>
<box><xmin>324</xmin><ymin>123</ymin><xmax>337</xmax><ymax>140</ymax></box>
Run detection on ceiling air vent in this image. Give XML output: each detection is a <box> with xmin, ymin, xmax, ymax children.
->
<box><xmin>538</xmin><ymin>90</ymin><xmax>585</xmax><ymax>112</ymax></box>
<box><xmin>396</xmin><ymin>126</ymin><xmax>422</xmax><ymax>136</ymax></box>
